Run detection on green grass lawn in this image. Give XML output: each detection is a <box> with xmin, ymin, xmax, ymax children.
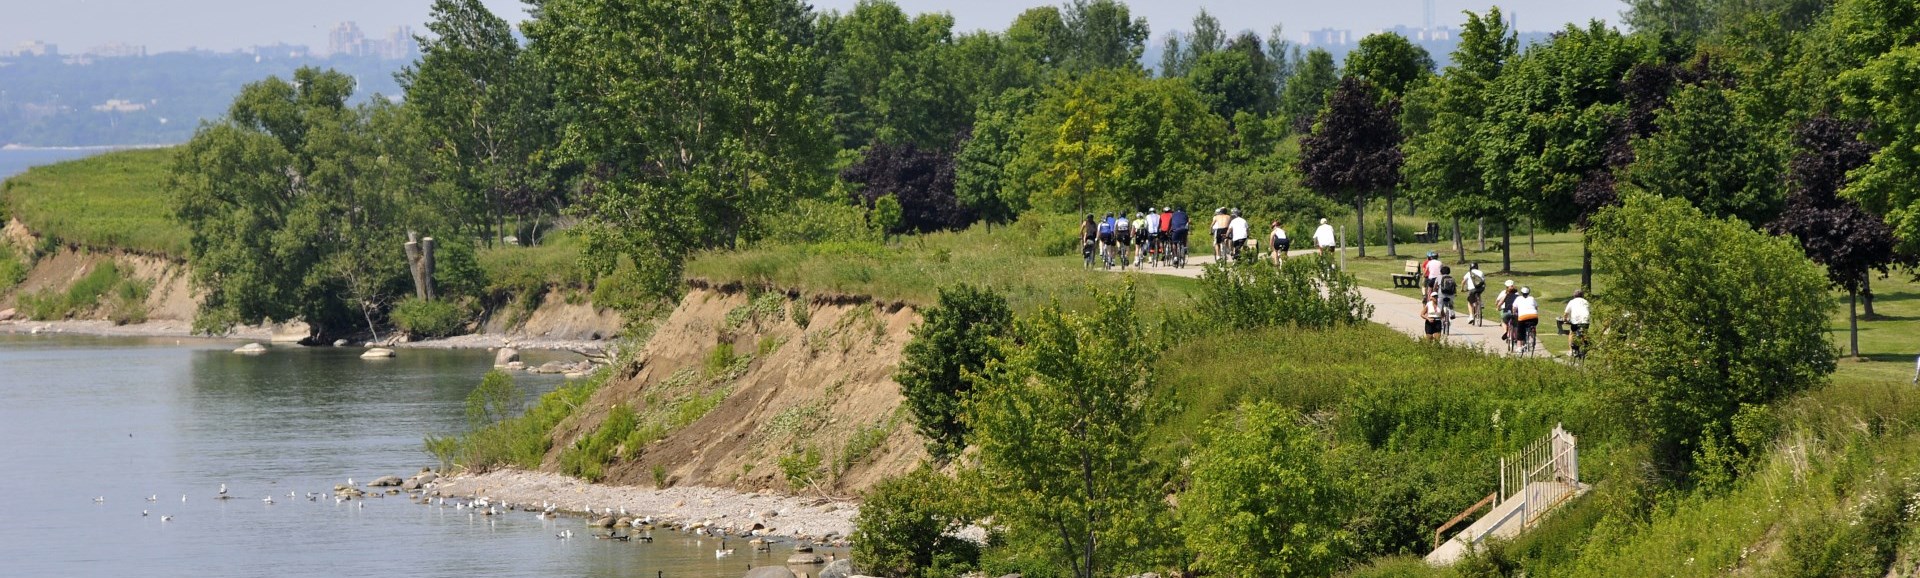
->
<box><xmin>1336</xmin><ymin>225</ymin><xmax>1919</xmax><ymax>385</ymax></box>
<box><xmin>1</xmin><ymin>148</ymin><xmax>188</xmax><ymax>257</ymax></box>
<box><xmin>686</xmin><ymin>214</ymin><xmax>1202</xmax><ymax>315</ymax></box>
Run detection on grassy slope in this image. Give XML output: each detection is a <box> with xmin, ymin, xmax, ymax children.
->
<box><xmin>1</xmin><ymin>148</ymin><xmax>188</xmax><ymax>257</ymax></box>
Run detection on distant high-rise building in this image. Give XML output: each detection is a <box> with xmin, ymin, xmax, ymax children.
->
<box><xmin>380</xmin><ymin>26</ymin><xmax>418</xmax><ymax>60</ymax></box>
<box><xmin>13</xmin><ymin>40</ymin><xmax>58</xmax><ymax>57</ymax></box>
<box><xmin>329</xmin><ymin>21</ymin><xmax>366</xmax><ymax>57</ymax></box>
<box><xmin>1301</xmin><ymin>28</ymin><xmax>1354</xmax><ymax>46</ymax></box>
<box><xmin>248</xmin><ymin>43</ymin><xmax>311</xmax><ymax>59</ymax></box>
<box><xmin>87</xmin><ymin>42</ymin><xmax>147</xmax><ymax>58</ymax></box>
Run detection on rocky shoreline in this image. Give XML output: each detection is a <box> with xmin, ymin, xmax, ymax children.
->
<box><xmin>427</xmin><ymin>469</ymin><xmax>861</xmax><ymax>544</ymax></box>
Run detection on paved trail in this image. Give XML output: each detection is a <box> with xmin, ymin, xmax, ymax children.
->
<box><xmin>1106</xmin><ymin>251</ymin><xmax>1542</xmax><ymax>357</ymax></box>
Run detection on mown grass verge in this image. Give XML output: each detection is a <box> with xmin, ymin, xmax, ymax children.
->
<box><xmin>0</xmin><ymin>148</ymin><xmax>187</xmax><ymax>257</ymax></box>
<box><xmin>686</xmin><ymin>212</ymin><xmax>1201</xmax><ymax>315</ymax></box>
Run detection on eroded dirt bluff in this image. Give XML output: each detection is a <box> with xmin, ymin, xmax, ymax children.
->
<box><xmin>3</xmin><ymin>220</ymin><xmax>196</xmax><ymax>320</ymax></box>
<box><xmin>547</xmin><ymin>285</ymin><xmax>929</xmax><ymax>495</ymax></box>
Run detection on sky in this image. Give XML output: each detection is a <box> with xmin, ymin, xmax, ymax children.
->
<box><xmin>0</xmin><ymin>0</ymin><xmax>1624</xmax><ymax>55</ymax></box>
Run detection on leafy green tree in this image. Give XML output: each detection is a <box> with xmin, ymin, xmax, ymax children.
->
<box><xmin>1181</xmin><ymin>401</ymin><xmax>1351</xmax><ymax>577</ymax></box>
<box><xmin>1342</xmin><ymin>32</ymin><xmax>1435</xmax><ymax>96</ymax></box>
<box><xmin>896</xmin><ymin>284</ymin><xmax>1013</xmax><ymax>460</ymax></box>
<box><xmin>1477</xmin><ymin>21</ymin><xmax>1643</xmax><ymax>272</ymax></box>
<box><xmin>1158</xmin><ymin>8</ymin><xmax>1224</xmax><ymax>78</ymax></box>
<box><xmin>1009</xmin><ymin>71</ymin><xmax>1226</xmax><ymax>213</ymax></box>
<box><xmin>1278</xmin><ymin>48</ymin><xmax>1340</xmax><ymax>129</ymax></box>
<box><xmin>1059</xmin><ymin>0</ymin><xmax>1151</xmax><ymax>73</ymax></box>
<box><xmin>1627</xmin><ymin>80</ymin><xmax>1788</xmax><ymax>227</ymax></box>
<box><xmin>955</xmin><ymin>90</ymin><xmax>1036</xmax><ymax>228</ymax></box>
<box><xmin>970</xmin><ymin>284</ymin><xmax>1172</xmax><ymax>578</ymax></box>
<box><xmin>1266</xmin><ymin>24</ymin><xmax>1301</xmax><ymax>96</ymax></box>
<box><xmin>1402</xmin><ymin>7</ymin><xmax>1516</xmax><ymax>263</ymax></box>
<box><xmin>1837</xmin><ymin>44</ymin><xmax>1920</xmax><ymax>255</ymax></box>
<box><xmin>524</xmin><ymin>0</ymin><xmax>832</xmax><ymax>297</ymax></box>
<box><xmin>398</xmin><ymin>0</ymin><xmax>557</xmax><ymax>245</ymax></box>
<box><xmin>1588</xmin><ymin>193</ymin><xmax>1835</xmax><ymax>478</ymax></box>
<box><xmin>466</xmin><ymin>370</ymin><xmax>524</xmax><ymax>428</ymax></box>
<box><xmin>1299</xmin><ymin>77</ymin><xmax>1403</xmax><ymax>257</ymax></box>
<box><xmin>1187</xmin><ymin>32</ymin><xmax>1280</xmax><ymax>121</ymax></box>
<box><xmin>852</xmin><ymin>467</ymin><xmax>982</xmax><ymax>578</ymax></box>
<box><xmin>816</xmin><ymin>1</ymin><xmax>967</xmax><ymax>148</ymax></box>
<box><xmin>170</xmin><ymin>68</ymin><xmax>420</xmax><ymax>336</ymax></box>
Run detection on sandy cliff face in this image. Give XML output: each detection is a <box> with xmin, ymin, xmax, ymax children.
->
<box><xmin>547</xmin><ymin>286</ymin><xmax>928</xmax><ymax>495</ymax></box>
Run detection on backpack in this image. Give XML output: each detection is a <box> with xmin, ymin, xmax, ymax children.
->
<box><xmin>1441</xmin><ymin>275</ymin><xmax>1457</xmax><ymax>297</ymax></box>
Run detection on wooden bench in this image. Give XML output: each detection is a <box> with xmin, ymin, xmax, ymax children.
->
<box><xmin>1392</xmin><ymin>260</ymin><xmax>1422</xmax><ymax>288</ymax></box>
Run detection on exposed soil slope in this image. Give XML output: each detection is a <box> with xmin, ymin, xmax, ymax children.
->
<box><xmin>548</xmin><ymin>285</ymin><xmax>928</xmax><ymax>495</ymax></box>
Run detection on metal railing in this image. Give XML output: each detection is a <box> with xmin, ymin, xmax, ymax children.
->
<box><xmin>1497</xmin><ymin>423</ymin><xmax>1580</xmax><ymax>531</ymax></box>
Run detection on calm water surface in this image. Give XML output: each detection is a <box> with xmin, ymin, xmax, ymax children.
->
<box><xmin>0</xmin><ymin>334</ymin><xmax>813</xmax><ymax>577</ymax></box>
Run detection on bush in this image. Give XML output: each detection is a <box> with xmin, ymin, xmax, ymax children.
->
<box><xmin>559</xmin><ymin>404</ymin><xmax>638</xmax><ymax>482</ymax></box>
<box><xmin>852</xmin><ymin>467</ymin><xmax>982</xmax><ymax>578</ymax></box>
<box><xmin>389</xmin><ymin>298</ymin><xmax>468</xmax><ymax>338</ymax></box>
<box><xmin>0</xmin><ymin>245</ymin><xmax>29</xmax><ymax>293</ymax></box>
<box><xmin>1182</xmin><ymin>401</ymin><xmax>1352</xmax><ymax>577</ymax></box>
<box><xmin>1589</xmin><ymin>193</ymin><xmax>1837</xmax><ymax>478</ymax></box>
<box><xmin>425</xmin><ymin>368</ymin><xmax>606</xmax><ymax>472</ymax></box>
<box><xmin>895</xmin><ymin>284</ymin><xmax>1013</xmax><ymax>461</ymax></box>
<box><xmin>18</xmin><ymin>260</ymin><xmax>128</xmax><ymax>320</ymax></box>
<box><xmin>759</xmin><ymin>197</ymin><xmax>881</xmax><ymax>245</ymax></box>
<box><xmin>465</xmin><ymin>370</ymin><xmax>523</xmax><ymax>429</ymax></box>
<box><xmin>1196</xmin><ymin>255</ymin><xmax>1373</xmax><ymax>330</ymax></box>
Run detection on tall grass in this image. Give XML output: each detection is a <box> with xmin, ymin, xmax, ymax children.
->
<box><xmin>0</xmin><ymin>148</ymin><xmax>188</xmax><ymax>257</ymax></box>
<box><xmin>425</xmin><ymin>369</ymin><xmax>607</xmax><ymax>472</ymax></box>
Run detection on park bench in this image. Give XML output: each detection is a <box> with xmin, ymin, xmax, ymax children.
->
<box><xmin>1414</xmin><ymin>222</ymin><xmax>1441</xmax><ymax>244</ymax></box>
<box><xmin>1392</xmin><ymin>260</ymin><xmax>1422</xmax><ymax>288</ymax></box>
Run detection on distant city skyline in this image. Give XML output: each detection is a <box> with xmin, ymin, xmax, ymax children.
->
<box><xmin>1</xmin><ymin>0</ymin><xmax>1622</xmax><ymax>55</ymax></box>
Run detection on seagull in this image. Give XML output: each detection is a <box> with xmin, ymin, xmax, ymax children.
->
<box><xmin>147</xmin><ymin>495</ymin><xmax>157</xmax><ymax>502</ymax></box>
<box><xmin>263</xmin><ymin>496</ymin><xmax>274</xmax><ymax>504</ymax></box>
<box><xmin>94</xmin><ymin>496</ymin><xmax>105</xmax><ymax>503</ymax></box>
<box><xmin>556</xmin><ymin>529</ymin><xmax>574</xmax><ymax>539</ymax></box>
<box><xmin>219</xmin><ymin>483</ymin><xmax>227</xmax><ymax>496</ymax></box>
<box><xmin>142</xmin><ymin>509</ymin><xmax>150</xmax><ymax>517</ymax></box>
<box><xmin>715</xmin><ymin>545</ymin><xmax>735</xmax><ymax>558</ymax></box>
<box><xmin>182</xmin><ymin>494</ymin><xmax>188</xmax><ymax>502</ymax></box>
<box><xmin>160</xmin><ymin>515</ymin><xmax>173</xmax><ymax>522</ymax></box>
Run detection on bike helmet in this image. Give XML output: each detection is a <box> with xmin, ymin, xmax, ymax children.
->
<box><xmin>1136</xmin><ymin>212</ymin><xmax>1145</xmax><ymax>218</ymax></box>
<box><xmin>1231</xmin><ymin>208</ymin><xmax>1241</xmax><ymax>216</ymax></box>
<box><xmin>1216</xmin><ymin>207</ymin><xmax>1226</xmax><ymax>214</ymax></box>
<box><xmin>1520</xmin><ymin>287</ymin><xmax>1531</xmax><ymax>295</ymax></box>
<box><xmin>1427</xmin><ymin>250</ymin><xmax>1437</xmax><ymax>258</ymax></box>
<box><xmin>1163</xmin><ymin>206</ymin><xmax>1171</xmax><ymax>212</ymax></box>
<box><xmin>1086</xmin><ymin>213</ymin><xmax>1094</xmax><ymax>220</ymax></box>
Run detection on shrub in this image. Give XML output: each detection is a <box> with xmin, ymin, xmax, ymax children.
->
<box><xmin>852</xmin><ymin>467</ymin><xmax>982</xmax><ymax>578</ymax></box>
<box><xmin>1196</xmin><ymin>254</ymin><xmax>1373</xmax><ymax>330</ymax></box>
<box><xmin>895</xmin><ymin>284</ymin><xmax>1013</xmax><ymax>461</ymax></box>
<box><xmin>779</xmin><ymin>445</ymin><xmax>822</xmax><ymax>488</ymax></box>
<box><xmin>389</xmin><ymin>298</ymin><xmax>468</xmax><ymax>338</ymax></box>
<box><xmin>0</xmin><ymin>245</ymin><xmax>29</xmax><ymax>293</ymax></box>
<box><xmin>465</xmin><ymin>370</ymin><xmax>523</xmax><ymax>429</ymax></box>
<box><xmin>559</xmin><ymin>404</ymin><xmax>639</xmax><ymax>482</ymax></box>
<box><xmin>425</xmin><ymin>368</ymin><xmax>606</xmax><ymax>472</ymax></box>
<box><xmin>1589</xmin><ymin>193</ymin><xmax>1837</xmax><ymax>478</ymax></box>
<box><xmin>759</xmin><ymin>198</ymin><xmax>879</xmax><ymax>245</ymax></box>
<box><xmin>1182</xmin><ymin>401</ymin><xmax>1353</xmax><ymax>577</ymax></box>
<box><xmin>19</xmin><ymin>260</ymin><xmax>127</xmax><ymax>320</ymax></box>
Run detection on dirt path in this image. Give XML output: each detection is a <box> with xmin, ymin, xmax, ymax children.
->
<box><xmin>1108</xmin><ymin>251</ymin><xmax>1534</xmax><ymax>356</ymax></box>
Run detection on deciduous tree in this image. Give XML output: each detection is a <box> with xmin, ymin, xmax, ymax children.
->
<box><xmin>895</xmin><ymin>284</ymin><xmax>1012</xmax><ymax>460</ymax></box>
<box><xmin>1300</xmin><ymin>77</ymin><xmax>1403</xmax><ymax>257</ymax></box>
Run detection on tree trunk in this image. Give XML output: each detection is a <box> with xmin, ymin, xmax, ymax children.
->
<box><xmin>1581</xmin><ymin>233</ymin><xmax>1593</xmax><ymax>292</ymax></box>
<box><xmin>1453</xmin><ymin>217</ymin><xmax>1465</xmax><ymax>263</ymax></box>
<box><xmin>1863</xmin><ymin>276</ymin><xmax>1877</xmax><ymax>317</ymax></box>
<box><xmin>421</xmin><ymin>237</ymin><xmax>437</xmax><ymax>301</ymax></box>
<box><xmin>1356</xmin><ymin>200</ymin><xmax>1368</xmax><ymax>259</ymax></box>
<box><xmin>1528</xmin><ymin>218</ymin><xmax>1536</xmax><ymax>255</ymax></box>
<box><xmin>1478</xmin><ymin>217</ymin><xmax>1486</xmax><ymax>251</ymax></box>
<box><xmin>403</xmin><ymin>231</ymin><xmax>426</xmax><ymax>301</ymax></box>
<box><xmin>1850</xmin><ymin>287</ymin><xmax>1860</xmax><ymax>359</ymax></box>
<box><xmin>1385</xmin><ymin>195</ymin><xmax>1398</xmax><ymax>257</ymax></box>
<box><xmin>1501</xmin><ymin>220</ymin><xmax>1512</xmax><ymax>273</ymax></box>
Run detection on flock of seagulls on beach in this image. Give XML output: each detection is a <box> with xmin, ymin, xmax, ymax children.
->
<box><xmin>95</xmin><ymin>478</ymin><xmax>795</xmax><ymax>562</ymax></box>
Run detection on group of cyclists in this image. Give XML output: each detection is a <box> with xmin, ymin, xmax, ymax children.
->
<box><xmin>1080</xmin><ymin>207</ymin><xmax>1340</xmax><ymax>270</ymax></box>
<box><xmin>1417</xmin><ymin>253</ymin><xmax>1591</xmax><ymax>358</ymax></box>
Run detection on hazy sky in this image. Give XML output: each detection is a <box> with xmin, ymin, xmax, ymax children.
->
<box><xmin>1</xmin><ymin>0</ymin><xmax>1623</xmax><ymax>54</ymax></box>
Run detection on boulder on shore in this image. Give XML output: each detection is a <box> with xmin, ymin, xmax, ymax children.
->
<box><xmin>361</xmin><ymin>348</ymin><xmax>396</xmax><ymax>359</ymax></box>
<box><xmin>818</xmin><ymin>559</ymin><xmax>853</xmax><ymax>578</ymax></box>
<box><xmin>367</xmin><ymin>475</ymin><xmax>404</xmax><ymax>487</ymax></box>
<box><xmin>742</xmin><ymin>567</ymin><xmax>796</xmax><ymax>578</ymax></box>
<box><xmin>493</xmin><ymin>347</ymin><xmax>520</xmax><ymax>368</ymax></box>
<box><xmin>0</xmin><ymin>308</ymin><xmax>15</xmax><ymax>321</ymax></box>
<box><xmin>786</xmin><ymin>553</ymin><xmax>824</xmax><ymax>565</ymax></box>
<box><xmin>233</xmin><ymin>343</ymin><xmax>268</xmax><ymax>355</ymax></box>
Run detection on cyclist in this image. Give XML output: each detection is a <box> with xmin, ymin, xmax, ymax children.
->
<box><xmin>1158</xmin><ymin>207</ymin><xmax>1175</xmax><ymax>267</ymax></box>
<box><xmin>1143</xmin><ymin>207</ymin><xmax>1161</xmax><ymax>266</ymax></box>
<box><xmin>1314</xmin><ymin>218</ymin><xmax>1337</xmax><ymax>256</ymax></box>
<box><xmin>1269</xmin><ymin>221</ymin><xmax>1289</xmax><ymax>265</ymax></box>
<box><xmin>1097</xmin><ymin>212</ymin><xmax>1117</xmax><ymax>269</ymax></box>
<box><xmin>1079</xmin><ymin>214</ymin><xmax>1097</xmax><ymax>268</ymax></box>
<box><xmin>1131</xmin><ymin>212</ymin><xmax>1149</xmax><ymax>267</ymax></box>
<box><xmin>1438</xmin><ymin>265</ymin><xmax>1458</xmax><ymax>326</ymax></box>
<box><xmin>1514</xmin><ymin>286</ymin><xmax>1540</xmax><ymax>353</ymax></box>
<box><xmin>1114</xmin><ymin>212</ymin><xmax>1133</xmax><ymax>270</ymax></box>
<box><xmin>1422</xmin><ymin>251</ymin><xmax>1443</xmax><ymax>299</ymax></box>
<box><xmin>1228</xmin><ymin>209</ymin><xmax>1249</xmax><ymax>262</ymax></box>
<box><xmin>1211</xmin><ymin>208</ymin><xmax>1231</xmax><ymax>260</ymax></box>
<box><xmin>1170</xmin><ymin>207</ymin><xmax>1191</xmax><ymax>268</ymax></box>
<box><xmin>1463</xmin><ymin>262</ymin><xmax>1486</xmax><ymax>325</ymax></box>
<box><xmin>1496</xmin><ymin>280</ymin><xmax>1518</xmax><ymax>344</ymax></box>
<box><xmin>1563</xmin><ymin>289</ymin><xmax>1591</xmax><ymax>359</ymax></box>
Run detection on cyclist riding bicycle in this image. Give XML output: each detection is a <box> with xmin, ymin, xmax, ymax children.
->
<box><xmin>1438</xmin><ymin>265</ymin><xmax>1457</xmax><ymax>322</ymax></box>
<box><xmin>1097</xmin><ymin>213</ymin><xmax>1117</xmax><ymax>269</ymax></box>
<box><xmin>1463</xmin><ymin>262</ymin><xmax>1486</xmax><ymax>325</ymax></box>
<box><xmin>1114</xmin><ymin>213</ymin><xmax>1133</xmax><ymax>270</ymax></box>
<box><xmin>1563</xmin><ymin>289</ymin><xmax>1591</xmax><ymax>359</ymax></box>
<box><xmin>1227</xmin><ymin>209</ymin><xmax>1249</xmax><ymax>262</ymax></box>
<box><xmin>1142</xmin><ymin>208</ymin><xmax>1161</xmax><ymax>266</ymax></box>
<box><xmin>1496</xmin><ymin>280</ymin><xmax>1518</xmax><ymax>344</ymax></box>
<box><xmin>1269</xmin><ymin>221</ymin><xmax>1289</xmax><ymax>264</ymax></box>
<box><xmin>1211</xmin><ymin>208</ymin><xmax>1231</xmax><ymax>260</ymax></box>
<box><xmin>1170</xmin><ymin>207</ymin><xmax>1191</xmax><ymax>267</ymax></box>
<box><xmin>1513</xmin><ymin>287</ymin><xmax>1540</xmax><ymax>353</ymax></box>
<box><xmin>1079</xmin><ymin>214</ymin><xmax>1097</xmax><ymax>268</ymax></box>
<box><xmin>1130</xmin><ymin>212</ymin><xmax>1149</xmax><ymax>267</ymax></box>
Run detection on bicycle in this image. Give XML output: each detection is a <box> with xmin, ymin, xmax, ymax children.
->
<box><xmin>1082</xmin><ymin>239</ymin><xmax>1095</xmax><ymax>269</ymax></box>
<box><xmin>1440</xmin><ymin>297</ymin><xmax>1454</xmax><ymax>336</ymax></box>
<box><xmin>1510</xmin><ymin>319</ymin><xmax>1540</xmax><ymax>356</ymax></box>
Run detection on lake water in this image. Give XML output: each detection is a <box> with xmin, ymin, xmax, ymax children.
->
<box><xmin>0</xmin><ymin>335</ymin><xmax>816</xmax><ymax>577</ymax></box>
<box><xmin>0</xmin><ymin>147</ymin><xmax>120</xmax><ymax>181</ymax></box>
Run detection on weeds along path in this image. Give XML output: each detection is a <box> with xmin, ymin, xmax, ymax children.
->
<box><xmin>1110</xmin><ymin>252</ymin><xmax>1527</xmax><ymax>357</ymax></box>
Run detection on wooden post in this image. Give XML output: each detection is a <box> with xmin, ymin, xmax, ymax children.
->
<box><xmin>421</xmin><ymin>237</ymin><xmax>437</xmax><ymax>301</ymax></box>
<box><xmin>403</xmin><ymin>231</ymin><xmax>426</xmax><ymax>300</ymax></box>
